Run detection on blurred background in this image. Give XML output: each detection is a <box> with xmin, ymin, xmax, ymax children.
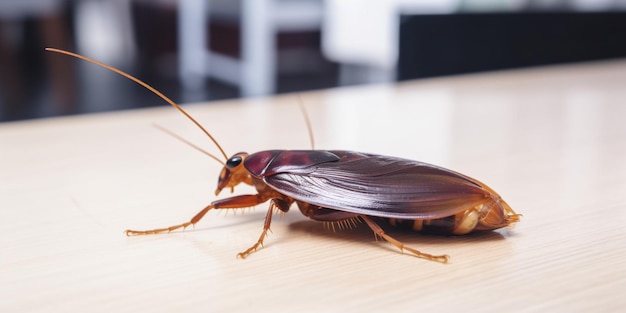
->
<box><xmin>1</xmin><ymin>0</ymin><xmax>626</xmax><ymax>122</ymax></box>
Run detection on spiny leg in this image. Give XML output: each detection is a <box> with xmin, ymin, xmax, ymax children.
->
<box><xmin>125</xmin><ymin>204</ymin><xmax>214</xmax><ymax>235</ymax></box>
<box><xmin>125</xmin><ymin>194</ymin><xmax>269</xmax><ymax>236</ymax></box>
<box><xmin>237</xmin><ymin>203</ymin><xmax>276</xmax><ymax>259</ymax></box>
<box><xmin>361</xmin><ymin>216</ymin><xmax>450</xmax><ymax>263</ymax></box>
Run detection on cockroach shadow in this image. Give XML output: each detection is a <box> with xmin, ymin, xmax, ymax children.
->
<box><xmin>287</xmin><ymin>218</ymin><xmax>509</xmax><ymax>252</ymax></box>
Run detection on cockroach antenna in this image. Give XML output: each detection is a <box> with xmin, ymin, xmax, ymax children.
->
<box><xmin>45</xmin><ymin>47</ymin><xmax>228</xmax><ymax>163</ymax></box>
<box><xmin>296</xmin><ymin>95</ymin><xmax>315</xmax><ymax>150</ymax></box>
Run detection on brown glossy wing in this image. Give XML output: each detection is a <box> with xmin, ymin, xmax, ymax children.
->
<box><xmin>263</xmin><ymin>150</ymin><xmax>492</xmax><ymax>219</ymax></box>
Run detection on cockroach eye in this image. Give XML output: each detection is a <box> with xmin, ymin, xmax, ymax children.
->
<box><xmin>226</xmin><ymin>156</ymin><xmax>243</xmax><ymax>169</ymax></box>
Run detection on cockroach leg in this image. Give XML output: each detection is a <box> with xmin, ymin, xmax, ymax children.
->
<box><xmin>237</xmin><ymin>204</ymin><xmax>276</xmax><ymax>259</ymax></box>
<box><xmin>361</xmin><ymin>216</ymin><xmax>450</xmax><ymax>263</ymax></box>
<box><xmin>125</xmin><ymin>204</ymin><xmax>214</xmax><ymax>235</ymax></box>
<box><xmin>125</xmin><ymin>194</ymin><xmax>270</xmax><ymax>237</ymax></box>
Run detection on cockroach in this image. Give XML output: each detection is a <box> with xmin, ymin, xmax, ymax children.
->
<box><xmin>47</xmin><ymin>48</ymin><xmax>520</xmax><ymax>263</ymax></box>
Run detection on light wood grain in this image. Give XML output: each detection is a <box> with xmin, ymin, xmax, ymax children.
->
<box><xmin>2</xmin><ymin>60</ymin><xmax>626</xmax><ymax>312</ymax></box>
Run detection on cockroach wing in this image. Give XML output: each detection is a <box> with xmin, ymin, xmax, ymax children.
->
<box><xmin>262</xmin><ymin>150</ymin><xmax>493</xmax><ymax>219</ymax></box>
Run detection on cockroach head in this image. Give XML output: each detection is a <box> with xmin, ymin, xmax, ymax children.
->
<box><xmin>216</xmin><ymin>152</ymin><xmax>251</xmax><ymax>195</ymax></box>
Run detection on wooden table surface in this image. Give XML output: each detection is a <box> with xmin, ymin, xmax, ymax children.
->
<box><xmin>2</xmin><ymin>60</ymin><xmax>625</xmax><ymax>312</ymax></box>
